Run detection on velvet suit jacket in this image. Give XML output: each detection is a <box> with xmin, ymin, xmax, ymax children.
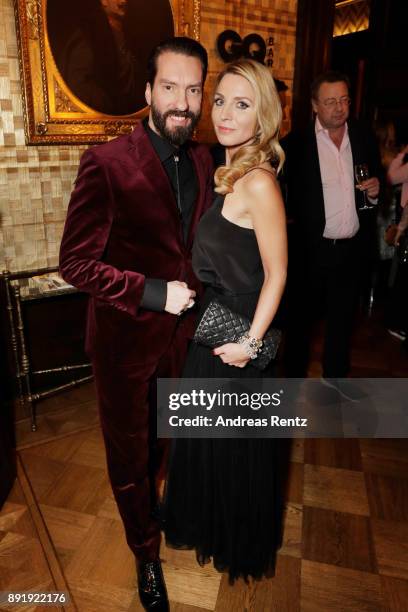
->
<box><xmin>59</xmin><ymin>123</ymin><xmax>214</xmax><ymax>367</ymax></box>
<box><xmin>282</xmin><ymin>119</ymin><xmax>383</xmax><ymax>257</ymax></box>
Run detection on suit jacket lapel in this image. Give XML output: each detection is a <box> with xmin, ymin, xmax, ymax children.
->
<box><xmin>128</xmin><ymin>125</ymin><xmax>210</xmax><ymax>251</ymax></box>
<box><xmin>128</xmin><ymin>124</ymin><xmax>181</xmax><ymax>225</ymax></box>
<box><xmin>347</xmin><ymin>121</ymin><xmax>367</xmax><ymax>209</ymax></box>
<box><xmin>347</xmin><ymin>120</ymin><xmax>360</xmax><ymax>164</ymax></box>
<box><xmin>308</xmin><ymin>123</ymin><xmax>323</xmax><ymax>187</ymax></box>
<box><xmin>186</xmin><ymin>146</ymin><xmax>208</xmax><ymax>251</ymax></box>
<box><xmin>307</xmin><ymin>123</ymin><xmax>326</xmax><ymax>231</ymax></box>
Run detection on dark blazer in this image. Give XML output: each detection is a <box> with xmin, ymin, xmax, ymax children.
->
<box><xmin>59</xmin><ymin>123</ymin><xmax>214</xmax><ymax>367</ymax></box>
<box><xmin>282</xmin><ymin>119</ymin><xmax>383</xmax><ymax>255</ymax></box>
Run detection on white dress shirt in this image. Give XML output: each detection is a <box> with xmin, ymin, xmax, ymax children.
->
<box><xmin>315</xmin><ymin>117</ymin><xmax>360</xmax><ymax>239</ymax></box>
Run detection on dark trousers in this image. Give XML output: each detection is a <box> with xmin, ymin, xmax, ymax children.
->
<box><xmin>285</xmin><ymin>235</ymin><xmax>361</xmax><ymax>377</ymax></box>
<box><xmin>92</xmin><ymin>325</ymin><xmax>189</xmax><ymax>562</ymax></box>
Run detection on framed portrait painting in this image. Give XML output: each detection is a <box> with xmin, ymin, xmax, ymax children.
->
<box><xmin>14</xmin><ymin>0</ymin><xmax>201</xmax><ymax>144</ymax></box>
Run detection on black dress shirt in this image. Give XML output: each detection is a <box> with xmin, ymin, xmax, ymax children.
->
<box><xmin>140</xmin><ymin>118</ymin><xmax>198</xmax><ymax>311</ymax></box>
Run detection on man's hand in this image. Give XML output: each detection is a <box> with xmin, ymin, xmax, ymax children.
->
<box><xmin>357</xmin><ymin>176</ymin><xmax>380</xmax><ymax>199</ymax></box>
<box><xmin>165</xmin><ymin>281</ymin><xmax>196</xmax><ymax>315</ymax></box>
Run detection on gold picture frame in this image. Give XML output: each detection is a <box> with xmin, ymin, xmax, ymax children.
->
<box><xmin>14</xmin><ymin>0</ymin><xmax>201</xmax><ymax>145</ymax></box>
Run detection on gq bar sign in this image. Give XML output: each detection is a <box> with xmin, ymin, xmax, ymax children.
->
<box><xmin>267</xmin><ymin>36</ymin><xmax>274</xmax><ymax>67</ymax></box>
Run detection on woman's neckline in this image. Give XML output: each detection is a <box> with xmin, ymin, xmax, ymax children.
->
<box><xmin>215</xmin><ymin>195</ymin><xmax>254</xmax><ymax>232</ymax></box>
<box><xmin>215</xmin><ymin>166</ymin><xmax>275</xmax><ymax>231</ymax></box>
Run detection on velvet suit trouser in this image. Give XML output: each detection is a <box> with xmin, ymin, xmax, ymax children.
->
<box><xmin>92</xmin><ymin>323</ymin><xmax>189</xmax><ymax>562</ymax></box>
<box><xmin>285</xmin><ymin>235</ymin><xmax>361</xmax><ymax>377</ymax></box>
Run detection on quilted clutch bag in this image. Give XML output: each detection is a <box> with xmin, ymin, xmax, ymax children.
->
<box><xmin>193</xmin><ymin>299</ymin><xmax>282</xmax><ymax>370</ymax></box>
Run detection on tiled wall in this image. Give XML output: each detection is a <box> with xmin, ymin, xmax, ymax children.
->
<box><xmin>0</xmin><ymin>0</ymin><xmax>87</xmax><ymax>273</ymax></box>
<box><xmin>0</xmin><ymin>0</ymin><xmax>297</xmax><ymax>272</ymax></box>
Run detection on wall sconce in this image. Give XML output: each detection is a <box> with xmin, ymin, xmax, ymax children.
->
<box><xmin>217</xmin><ymin>30</ymin><xmax>267</xmax><ymax>63</ymax></box>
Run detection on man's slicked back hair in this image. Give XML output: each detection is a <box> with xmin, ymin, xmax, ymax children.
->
<box><xmin>147</xmin><ymin>37</ymin><xmax>208</xmax><ymax>86</ymax></box>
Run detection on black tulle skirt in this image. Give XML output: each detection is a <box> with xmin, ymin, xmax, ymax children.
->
<box><xmin>162</xmin><ymin>287</ymin><xmax>285</xmax><ymax>582</ymax></box>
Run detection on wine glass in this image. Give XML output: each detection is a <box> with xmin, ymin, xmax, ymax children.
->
<box><xmin>354</xmin><ymin>163</ymin><xmax>374</xmax><ymax>210</ymax></box>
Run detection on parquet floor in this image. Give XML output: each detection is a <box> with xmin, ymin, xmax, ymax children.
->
<box><xmin>1</xmin><ymin>311</ymin><xmax>408</xmax><ymax>611</ymax></box>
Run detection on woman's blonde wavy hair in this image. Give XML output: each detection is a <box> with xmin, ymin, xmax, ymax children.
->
<box><xmin>213</xmin><ymin>59</ymin><xmax>285</xmax><ymax>195</ymax></box>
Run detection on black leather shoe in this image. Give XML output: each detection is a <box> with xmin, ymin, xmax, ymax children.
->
<box><xmin>136</xmin><ymin>559</ymin><xmax>169</xmax><ymax>611</ymax></box>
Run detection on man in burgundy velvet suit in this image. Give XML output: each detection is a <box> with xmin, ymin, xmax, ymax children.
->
<box><xmin>59</xmin><ymin>37</ymin><xmax>213</xmax><ymax>611</ymax></box>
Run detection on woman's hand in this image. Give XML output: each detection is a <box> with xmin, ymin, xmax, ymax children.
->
<box><xmin>213</xmin><ymin>342</ymin><xmax>250</xmax><ymax>368</ymax></box>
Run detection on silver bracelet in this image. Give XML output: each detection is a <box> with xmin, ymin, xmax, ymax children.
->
<box><xmin>237</xmin><ymin>333</ymin><xmax>263</xmax><ymax>359</ymax></box>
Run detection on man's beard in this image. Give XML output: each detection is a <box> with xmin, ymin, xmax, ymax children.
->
<box><xmin>150</xmin><ymin>102</ymin><xmax>200</xmax><ymax>146</ymax></box>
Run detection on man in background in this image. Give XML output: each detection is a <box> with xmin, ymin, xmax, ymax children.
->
<box><xmin>283</xmin><ymin>71</ymin><xmax>382</xmax><ymax>394</ymax></box>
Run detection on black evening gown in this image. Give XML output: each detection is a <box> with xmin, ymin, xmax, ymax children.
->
<box><xmin>163</xmin><ymin>194</ymin><xmax>284</xmax><ymax>582</ymax></box>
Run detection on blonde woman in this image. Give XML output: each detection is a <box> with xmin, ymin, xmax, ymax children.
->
<box><xmin>164</xmin><ymin>60</ymin><xmax>287</xmax><ymax>582</ymax></box>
